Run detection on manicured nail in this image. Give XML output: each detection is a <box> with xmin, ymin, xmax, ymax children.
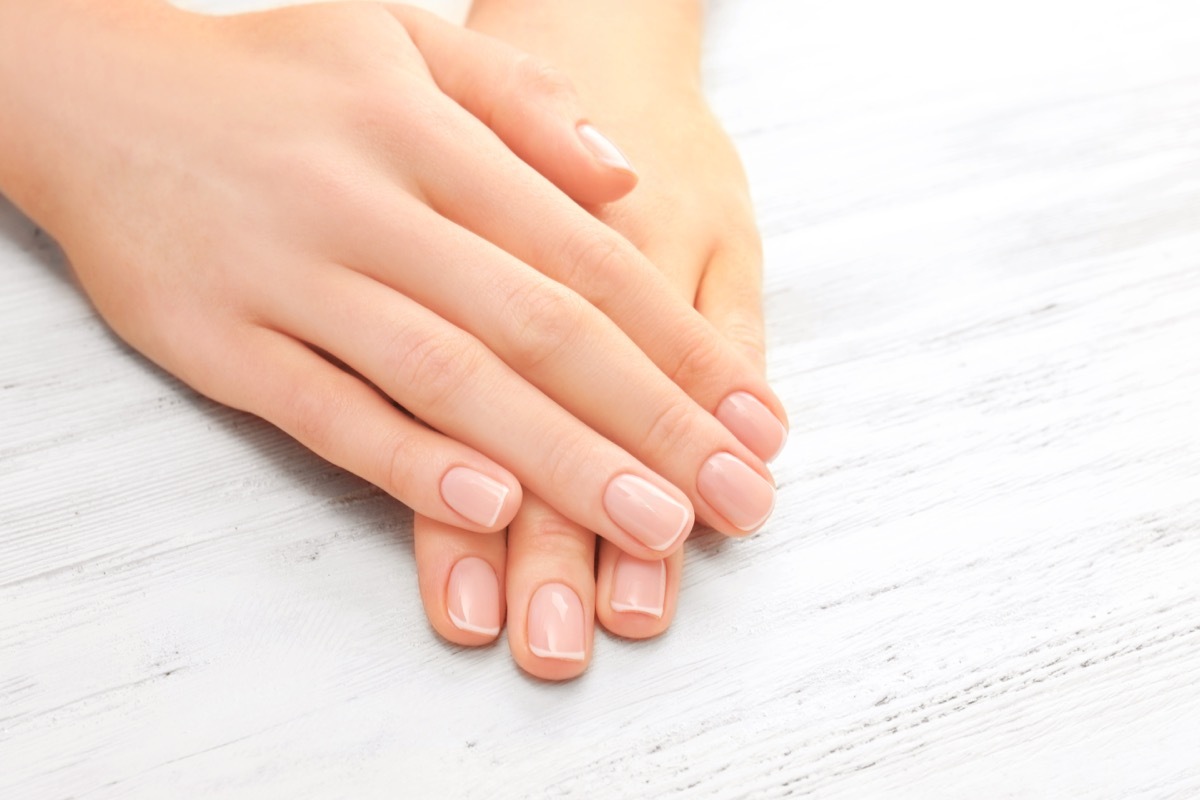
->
<box><xmin>528</xmin><ymin>583</ymin><xmax>586</xmax><ymax>661</ymax></box>
<box><xmin>610</xmin><ymin>554</ymin><xmax>666</xmax><ymax>618</ymax></box>
<box><xmin>440</xmin><ymin>467</ymin><xmax>509</xmax><ymax>527</ymax></box>
<box><xmin>604</xmin><ymin>474</ymin><xmax>692</xmax><ymax>552</ymax></box>
<box><xmin>716</xmin><ymin>391</ymin><xmax>788</xmax><ymax>463</ymax></box>
<box><xmin>447</xmin><ymin>557</ymin><xmax>501</xmax><ymax>637</ymax></box>
<box><xmin>577</xmin><ymin>122</ymin><xmax>635</xmax><ymax>173</ymax></box>
<box><xmin>698</xmin><ymin>452</ymin><xmax>776</xmax><ymax>532</ymax></box>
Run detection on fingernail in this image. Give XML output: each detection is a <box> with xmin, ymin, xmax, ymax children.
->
<box><xmin>716</xmin><ymin>392</ymin><xmax>788</xmax><ymax>463</ymax></box>
<box><xmin>604</xmin><ymin>474</ymin><xmax>692</xmax><ymax>552</ymax></box>
<box><xmin>698</xmin><ymin>452</ymin><xmax>776</xmax><ymax>532</ymax></box>
<box><xmin>577</xmin><ymin>122</ymin><xmax>635</xmax><ymax>173</ymax></box>
<box><xmin>610</xmin><ymin>554</ymin><xmax>666</xmax><ymax>618</ymax></box>
<box><xmin>528</xmin><ymin>582</ymin><xmax>586</xmax><ymax>661</ymax></box>
<box><xmin>447</xmin><ymin>557</ymin><xmax>501</xmax><ymax>637</ymax></box>
<box><xmin>440</xmin><ymin>467</ymin><xmax>510</xmax><ymax>527</ymax></box>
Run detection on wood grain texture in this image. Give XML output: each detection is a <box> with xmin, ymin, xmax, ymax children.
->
<box><xmin>3</xmin><ymin>0</ymin><xmax>1199</xmax><ymax>797</ymax></box>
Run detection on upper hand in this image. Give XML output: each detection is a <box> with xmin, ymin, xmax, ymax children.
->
<box><xmin>2</xmin><ymin>3</ymin><xmax>784</xmax><ymax>558</ymax></box>
<box><xmin>414</xmin><ymin>6</ymin><xmax>785</xmax><ymax>678</ymax></box>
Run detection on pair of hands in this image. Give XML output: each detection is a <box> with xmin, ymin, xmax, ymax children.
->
<box><xmin>417</xmin><ymin>3</ymin><xmax>781</xmax><ymax>679</ymax></box>
<box><xmin>0</xmin><ymin>0</ymin><xmax>782</xmax><ymax>680</ymax></box>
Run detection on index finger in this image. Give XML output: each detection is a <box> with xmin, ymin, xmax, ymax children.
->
<box><xmin>415</xmin><ymin>130</ymin><xmax>789</xmax><ymax>464</ymax></box>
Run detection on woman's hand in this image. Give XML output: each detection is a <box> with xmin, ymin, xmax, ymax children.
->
<box><xmin>414</xmin><ymin>0</ymin><xmax>784</xmax><ymax>679</ymax></box>
<box><xmin>0</xmin><ymin>2</ymin><xmax>785</xmax><ymax>559</ymax></box>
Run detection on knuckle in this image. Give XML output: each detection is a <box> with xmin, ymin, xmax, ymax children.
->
<box><xmin>506</xmin><ymin>282</ymin><xmax>589</xmax><ymax>372</ymax></box>
<box><xmin>642</xmin><ymin>397</ymin><xmax>701</xmax><ymax>465</ymax></box>
<box><xmin>281</xmin><ymin>376</ymin><xmax>347</xmax><ymax>453</ymax></box>
<box><xmin>519</xmin><ymin>521</ymin><xmax>591</xmax><ymax>562</ymax></box>
<box><xmin>557</xmin><ymin>226</ymin><xmax>639</xmax><ymax>306</ymax></box>
<box><xmin>721</xmin><ymin>311</ymin><xmax>767</xmax><ymax>362</ymax></box>
<box><xmin>275</xmin><ymin>145</ymin><xmax>374</xmax><ymax>219</ymax></box>
<box><xmin>664</xmin><ymin>329</ymin><xmax>727</xmax><ymax>390</ymax></box>
<box><xmin>390</xmin><ymin>328</ymin><xmax>479</xmax><ymax>409</ymax></box>
<box><xmin>343</xmin><ymin>82</ymin><xmax>397</xmax><ymax>132</ymax></box>
<box><xmin>539</xmin><ymin>426</ymin><xmax>593</xmax><ymax>500</ymax></box>
<box><xmin>381</xmin><ymin>427</ymin><xmax>419</xmax><ymax>499</ymax></box>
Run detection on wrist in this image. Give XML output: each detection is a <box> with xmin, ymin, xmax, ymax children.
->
<box><xmin>467</xmin><ymin>0</ymin><xmax>705</xmax><ymax>101</ymax></box>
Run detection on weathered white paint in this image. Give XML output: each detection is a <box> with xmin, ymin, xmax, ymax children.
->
<box><xmin>3</xmin><ymin>0</ymin><xmax>1199</xmax><ymax>797</ymax></box>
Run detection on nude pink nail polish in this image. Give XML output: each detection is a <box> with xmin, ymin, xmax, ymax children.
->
<box><xmin>528</xmin><ymin>583</ymin><xmax>585</xmax><ymax>661</ymax></box>
<box><xmin>447</xmin><ymin>557</ymin><xmax>501</xmax><ymax>637</ymax></box>
<box><xmin>697</xmin><ymin>452</ymin><xmax>776</xmax><ymax>532</ymax></box>
<box><xmin>715</xmin><ymin>391</ymin><xmax>788</xmax><ymax>463</ymax></box>
<box><xmin>440</xmin><ymin>467</ymin><xmax>510</xmax><ymax>527</ymax></box>
<box><xmin>610</xmin><ymin>554</ymin><xmax>666</xmax><ymax>618</ymax></box>
<box><xmin>603</xmin><ymin>474</ymin><xmax>692</xmax><ymax>552</ymax></box>
<box><xmin>577</xmin><ymin>123</ymin><xmax>635</xmax><ymax>172</ymax></box>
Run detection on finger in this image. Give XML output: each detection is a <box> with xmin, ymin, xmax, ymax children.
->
<box><xmin>266</xmin><ymin>263</ymin><xmax>695</xmax><ymax>559</ymax></box>
<box><xmin>595</xmin><ymin>538</ymin><xmax>682</xmax><ymax>639</ymax></box>
<box><xmin>698</xmin><ymin>244</ymin><xmax>788</xmax><ymax>463</ymax></box>
<box><xmin>403</xmin><ymin>101</ymin><xmax>790</xmax><ymax>464</ymax></box>
<box><xmin>414</xmin><ymin>511</ymin><xmax>506</xmax><ymax>645</ymax></box>
<box><xmin>334</xmin><ymin>196</ymin><xmax>776</xmax><ymax>539</ymax></box>
<box><xmin>390</xmin><ymin>5</ymin><xmax>636</xmax><ymax>205</ymax></box>
<box><xmin>505</xmin><ymin>492</ymin><xmax>596</xmax><ymax>680</ymax></box>
<box><xmin>697</xmin><ymin>243</ymin><xmax>767</xmax><ymax>375</ymax></box>
<box><xmin>208</xmin><ymin>325</ymin><xmax>522</xmax><ymax>532</ymax></box>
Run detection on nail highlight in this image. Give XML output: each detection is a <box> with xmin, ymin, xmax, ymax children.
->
<box><xmin>603</xmin><ymin>474</ymin><xmax>692</xmax><ymax>552</ymax></box>
<box><xmin>447</xmin><ymin>557</ymin><xmax>501</xmax><ymax>637</ymax></box>
<box><xmin>528</xmin><ymin>583</ymin><xmax>586</xmax><ymax>661</ymax></box>
<box><xmin>610</xmin><ymin>554</ymin><xmax>667</xmax><ymax>618</ymax></box>
<box><xmin>716</xmin><ymin>391</ymin><xmax>788</xmax><ymax>463</ymax></box>
<box><xmin>577</xmin><ymin>123</ymin><xmax>635</xmax><ymax>172</ymax></box>
<box><xmin>697</xmin><ymin>452</ymin><xmax>776</xmax><ymax>532</ymax></box>
<box><xmin>441</xmin><ymin>467</ymin><xmax>510</xmax><ymax>527</ymax></box>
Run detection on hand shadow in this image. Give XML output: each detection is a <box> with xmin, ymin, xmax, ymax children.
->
<box><xmin>0</xmin><ymin>195</ymin><xmax>73</xmax><ymax>287</ymax></box>
<box><xmin>0</xmin><ymin>194</ymin><xmax>417</xmax><ymax>574</ymax></box>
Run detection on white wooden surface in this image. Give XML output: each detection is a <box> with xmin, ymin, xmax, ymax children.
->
<box><xmin>3</xmin><ymin>0</ymin><xmax>1200</xmax><ymax>796</ymax></box>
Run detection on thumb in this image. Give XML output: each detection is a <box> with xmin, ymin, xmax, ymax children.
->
<box><xmin>695</xmin><ymin>246</ymin><xmax>769</xmax><ymax>378</ymax></box>
<box><xmin>391</xmin><ymin>6</ymin><xmax>637</xmax><ymax>205</ymax></box>
<box><xmin>696</xmin><ymin>246</ymin><xmax>790</xmax><ymax>463</ymax></box>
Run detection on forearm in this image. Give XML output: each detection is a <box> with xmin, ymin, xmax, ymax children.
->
<box><xmin>466</xmin><ymin>0</ymin><xmax>705</xmax><ymax>104</ymax></box>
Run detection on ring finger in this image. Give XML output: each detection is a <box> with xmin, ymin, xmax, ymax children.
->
<box><xmin>267</xmin><ymin>264</ymin><xmax>695</xmax><ymax>559</ymax></box>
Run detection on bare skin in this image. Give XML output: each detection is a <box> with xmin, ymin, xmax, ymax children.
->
<box><xmin>0</xmin><ymin>2</ymin><xmax>786</xmax><ymax>569</ymax></box>
<box><xmin>414</xmin><ymin>0</ymin><xmax>779</xmax><ymax>680</ymax></box>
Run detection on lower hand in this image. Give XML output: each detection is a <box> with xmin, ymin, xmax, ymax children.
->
<box><xmin>414</xmin><ymin>2</ymin><xmax>779</xmax><ymax>679</ymax></box>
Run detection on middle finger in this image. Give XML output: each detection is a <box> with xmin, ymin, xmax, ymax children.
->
<box><xmin>267</xmin><ymin>263</ymin><xmax>694</xmax><ymax>558</ymax></box>
<box><xmin>338</xmin><ymin>196</ymin><xmax>777</xmax><ymax>538</ymax></box>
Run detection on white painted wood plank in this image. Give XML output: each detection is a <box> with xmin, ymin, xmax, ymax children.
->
<box><xmin>3</xmin><ymin>0</ymin><xmax>1199</xmax><ymax>797</ymax></box>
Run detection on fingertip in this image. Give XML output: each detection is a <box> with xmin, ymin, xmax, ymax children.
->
<box><xmin>714</xmin><ymin>391</ymin><xmax>789</xmax><ymax>464</ymax></box>
<box><xmin>573</xmin><ymin>122</ymin><xmax>639</xmax><ymax>202</ymax></box>
<box><xmin>491</xmin><ymin>476</ymin><xmax>524</xmax><ymax>530</ymax></box>
<box><xmin>439</xmin><ymin>465</ymin><xmax>523</xmax><ymax>532</ymax></box>
<box><xmin>576</xmin><ymin>122</ymin><xmax>634</xmax><ymax>173</ymax></box>
<box><xmin>505</xmin><ymin>494</ymin><xmax>596</xmax><ymax>681</ymax></box>
<box><xmin>444</xmin><ymin>555</ymin><xmax>504</xmax><ymax>643</ymax></box>
<box><xmin>531</xmin><ymin>121</ymin><xmax>638</xmax><ymax>207</ymax></box>
<box><xmin>694</xmin><ymin>252</ymin><xmax>791</xmax><ymax>455</ymax></box>
<box><xmin>602</xmin><ymin>472</ymin><xmax>694</xmax><ymax>558</ymax></box>
<box><xmin>413</xmin><ymin>514</ymin><xmax>507</xmax><ymax>648</ymax></box>
<box><xmin>511</xmin><ymin>581</ymin><xmax>593</xmax><ymax>681</ymax></box>
<box><xmin>596</xmin><ymin>543</ymin><xmax>681</xmax><ymax>640</ymax></box>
